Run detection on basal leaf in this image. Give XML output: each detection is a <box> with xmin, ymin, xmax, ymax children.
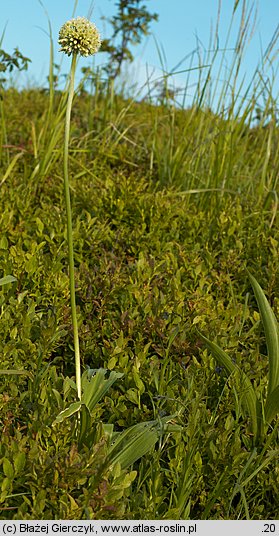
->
<box><xmin>81</xmin><ymin>368</ymin><xmax>123</xmax><ymax>412</ymax></box>
<box><xmin>248</xmin><ymin>271</ymin><xmax>279</xmax><ymax>396</ymax></box>
<box><xmin>265</xmin><ymin>385</ymin><xmax>279</xmax><ymax>424</ymax></box>
<box><xmin>108</xmin><ymin>416</ymin><xmax>180</xmax><ymax>470</ymax></box>
<box><xmin>78</xmin><ymin>403</ymin><xmax>92</xmax><ymax>448</ymax></box>
<box><xmin>199</xmin><ymin>333</ymin><xmax>260</xmax><ymax>439</ymax></box>
<box><xmin>108</xmin><ymin>421</ymin><xmax>159</xmax><ymax>469</ymax></box>
<box><xmin>52</xmin><ymin>401</ymin><xmax>82</xmax><ymax>425</ymax></box>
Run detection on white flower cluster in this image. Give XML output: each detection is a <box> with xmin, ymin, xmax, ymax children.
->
<box><xmin>58</xmin><ymin>17</ymin><xmax>101</xmax><ymax>57</ymax></box>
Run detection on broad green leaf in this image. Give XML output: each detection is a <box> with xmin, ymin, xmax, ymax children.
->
<box><xmin>108</xmin><ymin>416</ymin><xmax>180</xmax><ymax>470</ymax></box>
<box><xmin>248</xmin><ymin>272</ymin><xmax>279</xmax><ymax>396</ymax></box>
<box><xmin>265</xmin><ymin>385</ymin><xmax>279</xmax><ymax>423</ymax></box>
<box><xmin>81</xmin><ymin>368</ymin><xmax>123</xmax><ymax>412</ymax></box>
<box><xmin>108</xmin><ymin>421</ymin><xmax>159</xmax><ymax>469</ymax></box>
<box><xmin>0</xmin><ymin>275</ymin><xmax>17</xmax><ymax>286</ymax></box>
<box><xmin>199</xmin><ymin>333</ymin><xmax>260</xmax><ymax>439</ymax></box>
<box><xmin>52</xmin><ymin>401</ymin><xmax>82</xmax><ymax>424</ymax></box>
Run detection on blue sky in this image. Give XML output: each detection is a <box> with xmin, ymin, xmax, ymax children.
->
<box><xmin>1</xmin><ymin>1</ymin><xmax>279</xmax><ymax>107</ymax></box>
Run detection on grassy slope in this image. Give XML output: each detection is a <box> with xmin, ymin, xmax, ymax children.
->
<box><xmin>0</xmin><ymin>87</ymin><xmax>278</xmax><ymax>519</ymax></box>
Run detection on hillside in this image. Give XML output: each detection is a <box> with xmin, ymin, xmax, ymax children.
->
<box><xmin>0</xmin><ymin>86</ymin><xmax>278</xmax><ymax>519</ymax></box>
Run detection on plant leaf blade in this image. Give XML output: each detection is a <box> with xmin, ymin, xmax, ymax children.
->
<box><xmin>247</xmin><ymin>272</ymin><xmax>279</xmax><ymax>396</ymax></box>
<box><xmin>199</xmin><ymin>333</ymin><xmax>260</xmax><ymax>439</ymax></box>
<box><xmin>52</xmin><ymin>401</ymin><xmax>82</xmax><ymax>424</ymax></box>
<box><xmin>108</xmin><ymin>416</ymin><xmax>180</xmax><ymax>470</ymax></box>
<box><xmin>0</xmin><ymin>275</ymin><xmax>17</xmax><ymax>286</ymax></box>
<box><xmin>265</xmin><ymin>385</ymin><xmax>279</xmax><ymax>424</ymax></box>
<box><xmin>81</xmin><ymin>368</ymin><xmax>123</xmax><ymax>412</ymax></box>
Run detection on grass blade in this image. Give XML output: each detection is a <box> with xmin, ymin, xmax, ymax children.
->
<box><xmin>241</xmin><ymin>450</ymin><xmax>278</xmax><ymax>487</ymax></box>
<box><xmin>0</xmin><ymin>369</ymin><xmax>31</xmax><ymax>377</ymax></box>
<box><xmin>0</xmin><ymin>152</ymin><xmax>24</xmax><ymax>187</ymax></box>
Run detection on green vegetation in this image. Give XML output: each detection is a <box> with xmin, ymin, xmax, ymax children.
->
<box><xmin>0</xmin><ymin>1</ymin><xmax>279</xmax><ymax>521</ymax></box>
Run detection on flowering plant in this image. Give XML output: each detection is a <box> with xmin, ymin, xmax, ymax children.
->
<box><xmin>56</xmin><ymin>17</ymin><xmax>180</xmax><ymax>466</ymax></box>
<box><xmin>59</xmin><ymin>17</ymin><xmax>101</xmax><ymax>398</ymax></box>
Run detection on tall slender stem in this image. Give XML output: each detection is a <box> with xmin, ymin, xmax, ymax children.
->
<box><xmin>63</xmin><ymin>53</ymin><xmax>81</xmax><ymax>399</ymax></box>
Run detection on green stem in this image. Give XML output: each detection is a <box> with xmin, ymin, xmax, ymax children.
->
<box><xmin>63</xmin><ymin>53</ymin><xmax>81</xmax><ymax>399</ymax></box>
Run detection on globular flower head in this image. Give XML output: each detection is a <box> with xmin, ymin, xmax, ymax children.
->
<box><xmin>58</xmin><ymin>17</ymin><xmax>101</xmax><ymax>57</ymax></box>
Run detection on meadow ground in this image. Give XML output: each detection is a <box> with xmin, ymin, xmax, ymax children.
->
<box><xmin>0</xmin><ymin>63</ymin><xmax>278</xmax><ymax>519</ymax></box>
